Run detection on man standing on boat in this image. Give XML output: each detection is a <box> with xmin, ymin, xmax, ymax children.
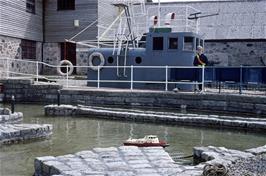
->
<box><xmin>193</xmin><ymin>46</ymin><xmax>208</xmax><ymax>91</ymax></box>
<box><xmin>194</xmin><ymin>46</ymin><xmax>208</xmax><ymax>67</ymax></box>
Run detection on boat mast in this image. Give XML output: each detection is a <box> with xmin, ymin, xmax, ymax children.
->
<box><xmin>158</xmin><ymin>0</ymin><xmax>161</xmax><ymax>27</ymax></box>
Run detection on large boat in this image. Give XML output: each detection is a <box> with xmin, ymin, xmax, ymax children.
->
<box><xmin>81</xmin><ymin>2</ymin><xmax>207</xmax><ymax>90</ymax></box>
<box><xmin>123</xmin><ymin>135</ymin><xmax>169</xmax><ymax>148</ymax></box>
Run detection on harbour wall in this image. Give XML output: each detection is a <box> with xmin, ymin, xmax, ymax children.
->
<box><xmin>0</xmin><ymin>107</ymin><xmax>53</xmax><ymax>145</ymax></box>
<box><xmin>1</xmin><ymin>79</ymin><xmax>266</xmax><ymax>116</ymax></box>
<box><xmin>44</xmin><ymin>105</ymin><xmax>266</xmax><ymax>131</ymax></box>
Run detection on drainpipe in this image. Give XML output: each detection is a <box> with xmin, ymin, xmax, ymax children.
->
<box><xmin>41</xmin><ymin>0</ymin><xmax>45</xmax><ymax>74</ymax></box>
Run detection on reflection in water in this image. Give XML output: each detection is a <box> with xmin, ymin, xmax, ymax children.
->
<box><xmin>130</xmin><ymin>124</ymin><xmax>134</xmax><ymax>138</ymax></box>
<box><xmin>97</xmin><ymin>121</ymin><xmax>101</xmax><ymax>146</ymax></box>
<box><xmin>0</xmin><ymin>104</ymin><xmax>265</xmax><ymax>176</ymax></box>
<box><xmin>164</xmin><ymin>127</ymin><xmax>168</xmax><ymax>141</ymax></box>
<box><xmin>200</xmin><ymin>130</ymin><xmax>204</xmax><ymax>145</ymax></box>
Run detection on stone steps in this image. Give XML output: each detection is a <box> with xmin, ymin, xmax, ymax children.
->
<box><xmin>34</xmin><ymin>145</ymin><xmax>266</xmax><ymax>176</ymax></box>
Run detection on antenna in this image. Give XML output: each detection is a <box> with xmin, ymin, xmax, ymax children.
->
<box><xmin>158</xmin><ymin>0</ymin><xmax>161</xmax><ymax>27</ymax></box>
<box><xmin>188</xmin><ymin>11</ymin><xmax>219</xmax><ymax>20</ymax></box>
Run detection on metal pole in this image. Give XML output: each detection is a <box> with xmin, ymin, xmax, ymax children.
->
<box><xmin>36</xmin><ymin>61</ymin><xmax>39</xmax><ymax>82</ymax></box>
<box><xmin>130</xmin><ymin>65</ymin><xmax>133</xmax><ymax>90</ymax></box>
<box><xmin>57</xmin><ymin>90</ymin><xmax>61</xmax><ymax>106</ymax></box>
<box><xmin>6</xmin><ymin>59</ymin><xmax>9</xmax><ymax>79</ymax></box>
<box><xmin>165</xmin><ymin>65</ymin><xmax>168</xmax><ymax>91</ymax></box>
<box><xmin>97</xmin><ymin>66</ymin><xmax>100</xmax><ymax>88</ymax></box>
<box><xmin>66</xmin><ymin>65</ymin><xmax>69</xmax><ymax>88</ymax></box>
<box><xmin>185</xmin><ymin>6</ymin><xmax>188</xmax><ymax>32</ymax></box>
<box><xmin>158</xmin><ymin>0</ymin><xmax>161</xmax><ymax>27</ymax></box>
<box><xmin>239</xmin><ymin>65</ymin><xmax>242</xmax><ymax>94</ymax></box>
<box><xmin>11</xmin><ymin>95</ymin><xmax>15</xmax><ymax>113</ymax></box>
<box><xmin>202</xmin><ymin>65</ymin><xmax>205</xmax><ymax>92</ymax></box>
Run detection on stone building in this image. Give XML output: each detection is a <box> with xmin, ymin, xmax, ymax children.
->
<box><xmin>0</xmin><ymin>0</ymin><xmax>265</xmax><ymax>75</ymax></box>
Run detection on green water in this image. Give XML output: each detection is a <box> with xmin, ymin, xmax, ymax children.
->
<box><xmin>0</xmin><ymin>104</ymin><xmax>265</xmax><ymax>176</ymax></box>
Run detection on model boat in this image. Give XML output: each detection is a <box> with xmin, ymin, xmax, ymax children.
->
<box><xmin>123</xmin><ymin>135</ymin><xmax>169</xmax><ymax>148</ymax></box>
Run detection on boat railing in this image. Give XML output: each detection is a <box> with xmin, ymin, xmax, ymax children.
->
<box><xmin>0</xmin><ymin>57</ymin><xmax>266</xmax><ymax>95</ymax></box>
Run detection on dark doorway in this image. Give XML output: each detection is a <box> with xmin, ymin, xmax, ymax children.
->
<box><xmin>61</xmin><ymin>42</ymin><xmax>76</xmax><ymax>74</ymax></box>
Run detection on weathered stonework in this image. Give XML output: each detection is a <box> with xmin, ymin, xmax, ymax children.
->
<box><xmin>194</xmin><ymin>145</ymin><xmax>266</xmax><ymax>176</ymax></box>
<box><xmin>0</xmin><ymin>108</ymin><xmax>23</xmax><ymax>123</ymax></box>
<box><xmin>0</xmin><ymin>35</ymin><xmax>43</xmax><ymax>77</ymax></box>
<box><xmin>34</xmin><ymin>146</ymin><xmax>199</xmax><ymax>176</ymax></box>
<box><xmin>1</xmin><ymin>78</ymin><xmax>266</xmax><ymax>116</ymax></box>
<box><xmin>0</xmin><ymin>124</ymin><xmax>52</xmax><ymax>145</ymax></box>
<box><xmin>76</xmin><ymin>49</ymin><xmax>89</xmax><ymax>75</ymax></box>
<box><xmin>146</xmin><ymin>0</ymin><xmax>266</xmax><ymax>40</ymax></box>
<box><xmin>44</xmin><ymin>104</ymin><xmax>266</xmax><ymax>131</ymax></box>
<box><xmin>43</xmin><ymin>43</ymin><xmax>61</xmax><ymax>74</ymax></box>
<box><xmin>0</xmin><ymin>107</ymin><xmax>52</xmax><ymax>145</ymax></box>
<box><xmin>34</xmin><ymin>145</ymin><xmax>266</xmax><ymax>176</ymax></box>
<box><xmin>205</xmin><ymin>40</ymin><xmax>266</xmax><ymax>66</ymax></box>
<box><xmin>0</xmin><ymin>35</ymin><xmax>21</xmax><ymax>60</ymax></box>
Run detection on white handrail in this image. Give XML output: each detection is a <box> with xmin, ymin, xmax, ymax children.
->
<box><xmin>2</xmin><ymin>57</ymin><xmax>266</xmax><ymax>92</ymax></box>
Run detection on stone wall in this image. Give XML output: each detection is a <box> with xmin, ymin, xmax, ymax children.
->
<box><xmin>146</xmin><ymin>0</ymin><xmax>266</xmax><ymax>40</ymax></box>
<box><xmin>44</xmin><ymin>105</ymin><xmax>266</xmax><ymax>131</ymax></box>
<box><xmin>0</xmin><ymin>124</ymin><xmax>52</xmax><ymax>145</ymax></box>
<box><xmin>42</xmin><ymin>43</ymin><xmax>61</xmax><ymax>74</ymax></box>
<box><xmin>0</xmin><ymin>35</ymin><xmax>43</xmax><ymax>77</ymax></box>
<box><xmin>205</xmin><ymin>40</ymin><xmax>266</xmax><ymax>66</ymax></box>
<box><xmin>0</xmin><ymin>35</ymin><xmax>21</xmax><ymax>59</ymax></box>
<box><xmin>1</xmin><ymin>79</ymin><xmax>266</xmax><ymax>116</ymax></box>
<box><xmin>0</xmin><ymin>79</ymin><xmax>62</xmax><ymax>103</ymax></box>
<box><xmin>76</xmin><ymin>49</ymin><xmax>89</xmax><ymax>75</ymax></box>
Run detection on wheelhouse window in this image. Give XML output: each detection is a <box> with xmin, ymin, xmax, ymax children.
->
<box><xmin>196</xmin><ymin>38</ymin><xmax>200</xmax><ymax>47</ymax></box>
<box><xmin>200</xmin><ymin>39</ymin><xmax>204</xmax><ymax>47</ymax></box>
<box><xmin>26</xmin><ymin>0</ymin><xmax>35</xmax><ymax>14</ymax></box>
<box><xmin>153</xmin><ymin>37</ymin><xmax>164</xmax><ymax>50</ymax></box>
<box><xmin>58</xmin><ymin>0</ymin><xmax>75</xmax><ymax>10</ymax></box>
<box><xmin>21</xmin><ymin>40</ymin><xmax>36</xmax><ymax>60</ymax></box>
<box><xmin>169</xmin><ymin>38</ymin><xmax>178</xmax><ymax>49</ymax></box>
<box><xmin>183</xmin><ymin>37</ymin><xmax>194</xmax><ymax>51</ymax></box>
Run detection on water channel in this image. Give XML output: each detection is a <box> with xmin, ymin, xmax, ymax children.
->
<box><xmin>0</xmin><ymin>104</ymin><xmax>266</xmax><ymax>176</ymax></box>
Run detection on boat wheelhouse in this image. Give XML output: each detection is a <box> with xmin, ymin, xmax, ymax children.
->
<box><xmin>70</xmin><ymin>1</ymin><xmax>207</xmax><ymax>90</ymax></box>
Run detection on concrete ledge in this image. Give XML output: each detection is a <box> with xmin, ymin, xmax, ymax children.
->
<box><xmin>2</xmin><ymin>79</ymin><xmax>266</xmax><ymax>116</ymax></box>
<box><xmin>0</xmin><ymin>107</ymin><xmax>23</xmax><ymax>123</ymax></box>
<box><xmin>34</xmin><ymin>146</ymin><xmax>200</xmax><ymax>176</ymax></box>
<box><xmin>34</xmin><ymin>145</ymin><xmax>266</xmax><ymax>176</ymax></box>
<box><xmin>0</xmin><ymin>124</ymin><xmax>53</xmax><ymax>145</ymax></box>
<box><xmin>45</xmin><ymin>105</ymin><xmax>266</xmax><ymax>131</ymax></box>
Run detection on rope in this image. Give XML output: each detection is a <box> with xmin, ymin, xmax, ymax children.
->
<box><xmin>202</xmin><ymin>163</ymin><xmax>228</xmax><ymax>176</ymax></box>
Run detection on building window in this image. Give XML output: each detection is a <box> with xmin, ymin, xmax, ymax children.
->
<box><xmin>21</xmin><ymin>40</ymin><xmax>36</xmax><ymax>60</ymax></box>
<box><xmin>26</xmin><ymin>0</ymin><xmax>35</xmax><ymax>14</ymax></box>
<box><xmin>169</xmin><ymin>38</ymin><xmax>178</xmax><ymax>49</ymax></box>
<box><xmin>58</xmin><ymin>0</ymin><xmax>75</xmax><ymax>10</ymax></box>
<box><xmin>153</xmin><ymin>37</ymin><xmax>164</xmax><ymax>50</ymax></box>
<box><xmin>183</xmin><ymin>37</ymin><xmax>194</xmax><ymax>51</ymax></box>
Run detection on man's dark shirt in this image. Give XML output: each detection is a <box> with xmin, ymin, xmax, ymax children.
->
<box><xmin>193</xmin><ymin>54</ymin><xmax>208</xmax><ymax>66</ymax></box>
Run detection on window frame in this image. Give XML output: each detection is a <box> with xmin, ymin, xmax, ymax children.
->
<box><xmin>26</xmin><ymin>0</ymin><xmax>35</xmax><ymax>14</ymax></box>
<box><xmin>168</xmin><ymin>37</ymin><xmax>178</xmax><ymax>50</ymax></box>
<box><xmin>153</xmin><ymin>37</ymin><xmax>164</xmax><ymax>51</ymax></box>
<box><xmin>183</xmin><ymin>36</ymin><xmax>194</xmax><ymax>51</ymax></box>
<box><xmin>57</xmin><ymin>0</ymin><xmax>75</xmax><ymax>11</ymax></box>
<box><xmin>21</xmin><ymin>39</ymin><xmax>36</xmax><ymax>60</ymax></box>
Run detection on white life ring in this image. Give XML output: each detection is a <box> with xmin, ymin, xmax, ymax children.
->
<box><xmin>57</xmin><ymin>60</ymin><xmax>74</xmax><ymax>76</ymax></box>
<box><xmin>88</xmin><ymin>52</ymin><xmax>105</xmax><ymax>71</ymax></box>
